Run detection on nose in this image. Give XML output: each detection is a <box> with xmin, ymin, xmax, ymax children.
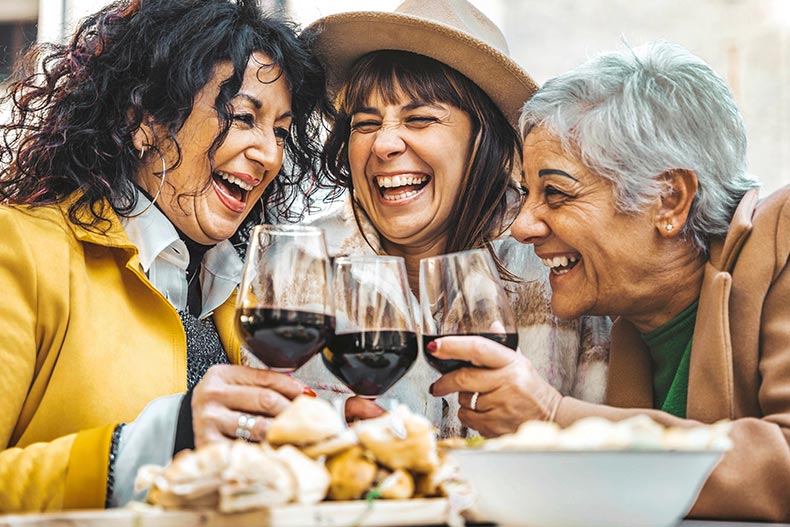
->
<box><xmin>370</xmin><ymin>125</ymin><xmax>406</xmax><ymax>160</ymax></box>
<box><xmin>246</xmin><ymin>129</ymin><xmax>281</xmax><ymax>172</ymax></box>
<box><xmin>511</xmin><ymin>199</ymin><xmax>550</xmax><ymax>245</ymax></box>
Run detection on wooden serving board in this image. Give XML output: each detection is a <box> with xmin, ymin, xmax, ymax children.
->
<box><xmin>0</xmin><ymin>498</ymin><xmax>452</xmax><ymax>527</ymax></box>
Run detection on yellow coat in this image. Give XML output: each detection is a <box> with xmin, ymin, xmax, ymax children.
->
<box><xmin>0</xmin><ymin>198</ymin><xmax>241</xmax><ymax>512</ymax></box>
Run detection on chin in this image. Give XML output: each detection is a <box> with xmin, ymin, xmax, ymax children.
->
<box><xmin>550</xmin><ymin>299</ymin><xmax>586</xmax><ymax>321</ymax></box>
<box><xmin>207</xmin><ymin>228</ymin><xmax>239</xmax><ymax>244</ymax></box>
<box><xmin>197</xmin><ymin>216</ymin><xmax>247</xmax><ymax>244</ymax></box>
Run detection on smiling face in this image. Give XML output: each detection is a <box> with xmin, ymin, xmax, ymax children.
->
<box><xmin>347</xmin><ymin>89</ymin><xmax>473</xmax><ymax>254</ymax></box>
<box><xmin>134</xmin><ymin>52</ymin><xmax>292</xmax><ymax>244</ymax></box>
<box><xmin>512</xmin><ymin>125</ymin><xmax>667</xmax><ymax>321</ymax></box>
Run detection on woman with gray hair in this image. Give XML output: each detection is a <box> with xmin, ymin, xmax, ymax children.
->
<box><xmin>430</xmin><ymin>40</ymin><xmax>790</xmax><ymax>520</ymax></box>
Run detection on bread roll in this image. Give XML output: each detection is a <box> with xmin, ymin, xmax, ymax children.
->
<box><xmin>267</xmin><ymin>395</ymin><xmax>346</xmax><ymax>446</ymax></box>
<box><xmin>354</xmin><ymin>404</ymin><xmax>439</xmax><ymax>473</ymax></box>
<box><xmin>326</xmin><ymin>446</ymin><xmax>377</xmax><ymax>500</ymax></box>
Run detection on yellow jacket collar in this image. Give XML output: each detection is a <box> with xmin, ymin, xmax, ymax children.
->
<box><xmin>57</xmin><ymin>193</ymin><xmax>138</xmax><ymax>251</ymax></box>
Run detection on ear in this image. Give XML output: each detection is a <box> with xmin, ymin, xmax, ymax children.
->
<box><xmin>130</xmin><ymin>115</ymin><xmax>160</xmax><ymax>156</ymax></box>
<box><xmin>654</xmin><ymin>168</ymin><xmax>698</xmax><ymax>238</ymax></box>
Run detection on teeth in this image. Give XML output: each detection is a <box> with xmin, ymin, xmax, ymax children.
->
<box><xmin>540</xmin><ymin>255</ymin><xmax>580</xmax><ymax>269</ymax></box>
<box><xmin>383</xmin><ymin>189</ymin><xmax>419</xmax><ymax>201</ymax></box>
<box><xmin>217</xmin><ymin>171</ymin><xmax>254</xmax><ymax>191</ymax></box>
<box><xmin>376</xmin><ymin>174</ymin><xmax>428</xmax><ymax>189</ymax></box>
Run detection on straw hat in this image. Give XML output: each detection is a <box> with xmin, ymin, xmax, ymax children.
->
<box><xmin>302</xmin><ymin>0</ymin><xmax>538</xmax><ymax>126</ymax></box>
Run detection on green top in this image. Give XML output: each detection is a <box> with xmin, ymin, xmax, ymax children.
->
<box><xmin>640</xmin><ymin>300</ymin><xmax>699</xmax><ymax>418</ymax></box>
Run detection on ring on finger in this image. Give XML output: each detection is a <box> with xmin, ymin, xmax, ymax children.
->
<box><xmin>470</xmin><ymin>391</ymin><xmax>480</xmax><ymax>412</ymax></box>
<box><xmin>235</xmin><ymin>413</ymin><xmax>256</xmax><ymax>442</ymax></box>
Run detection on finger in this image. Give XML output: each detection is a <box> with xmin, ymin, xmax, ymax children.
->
<box><xmin>225</xmin><ymin>411</ymin><xmax>273</xmax><ymax>442</ymax></box>
<box><xmin>345</xmin><ymin>397</ymin><xmax>386</xmax><ymax>422</ymax></box>
<box><xmin>488</xmin><ymin>320</ymin><xmax>506</xmax><ymax>333</ymax></box>
<box><xmin>457</xmin><ymin>407</ymin><xmax>515</xmax><ymax>438</ymax></box>
<box><xmin>194</xmin><ymin>402</ymin><xmax>274</xmax><ymax>445</ymax></box>
<box><xmin>458</xmin><ymin>390</ymin><xmax>490</xmax><ymax>413</ymax></box>
<box><xmin>216</xmin><ymin>384</ymin><xmax>295</xmax><ymax>417</ymax></box>
<box><xmin>217</xmin><ymin>365</ymin><xmax>308</xmax><ymax>400</ymax></box>
<box><xmin>428</xmin><ymin>336</ymin><xmax>517</xmax><ymax>369</ymax></box>
<box><xmin>431</xmin><ymin>364</ymin><xmax>506</xmax><ymax>397</ymax></box>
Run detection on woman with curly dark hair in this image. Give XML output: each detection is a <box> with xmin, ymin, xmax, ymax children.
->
<box><xmin>0</xmin><ymin>0</ymin><xmax>330</xmax><ymax>511</ymax></box>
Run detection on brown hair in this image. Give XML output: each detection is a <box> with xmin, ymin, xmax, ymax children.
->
<box><xmin>322</xmin><ymin>50</ymin><xmax>522</xmax><ymax>267</ymax></box>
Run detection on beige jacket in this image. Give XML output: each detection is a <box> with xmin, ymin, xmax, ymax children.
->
<box><xmin>556</xmin><ymin>187</ymin><xmax>790</xmax><ymax>521</ymax></box>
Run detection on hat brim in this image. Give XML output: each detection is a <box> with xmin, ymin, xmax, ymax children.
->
<box><xmin>303</xmin><ymin>11</ymin><xmax>538</xmax><ymax>127</ymax></box>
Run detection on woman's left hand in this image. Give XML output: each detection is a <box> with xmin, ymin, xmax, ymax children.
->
<box><xmin>344</xmin><ymin>396</ymin><xmax>387</xmax><ymax>422</ymax></box>
<box><xmin>428</xmin><ymin>336</ymin><xmax>562</xmax><ymax>437</ymax></box>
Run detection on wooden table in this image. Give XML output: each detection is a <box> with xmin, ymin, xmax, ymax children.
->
<box><xmin>2</xmin><ymin>507</ymin><xmax>789</xmax><ymax>527</ymax></box>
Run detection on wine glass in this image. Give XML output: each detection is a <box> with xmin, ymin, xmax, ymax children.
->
<box><xmin>419</xmin><ymin>249</ymin><xmax>518</xmax><ymax>373</ymax></box>
<box><xmin>322</xmin><ymin>256</ymin><xmax>418</xmax><ymax>399</ymax></box>
<box><xmin>235</xmin><ymin>225</ymin><xmax>334</xmax><ymax>372</ymax></box>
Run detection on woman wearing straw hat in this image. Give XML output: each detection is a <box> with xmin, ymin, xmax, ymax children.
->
<box><xmin>271</xmin><ymin>0</ymin><xmax>612</xmax><ymax>437</ymax></box>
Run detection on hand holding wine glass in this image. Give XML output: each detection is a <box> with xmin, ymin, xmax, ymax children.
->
<box><xmin>322</xmin><ymin>256</ymin><xmax>418</xmax><ymax>399</ymax></box>
<box><xmin>420</xmin><ymin>249</ymin><xmax>518</xmax><ymax>374</ymax></box>
<box><xmin>236</xmin><ymin>225</ymin><xmax>334</xmax><ymax>372</ymax></box>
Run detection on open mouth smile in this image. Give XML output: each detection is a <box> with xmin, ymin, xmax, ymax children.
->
<box><xmin>540</xmin><ymin>254</ymin><xmax>581</xmax><ymax>275</ymax></box>
<box><xmin>375</xmin><ymin>174</ymin><xmax>431</xmax><ymax>202</ymax></box>
<box><xmin>211</xmin><ymin>170</ymin><xmax>257</xmax><ymax>213</ymax></box>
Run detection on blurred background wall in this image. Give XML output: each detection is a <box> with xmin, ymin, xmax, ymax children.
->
<box><xmin>2</xmin><ymin>0</ymin><xmax>787</xmax><ymax>195</ymax></box>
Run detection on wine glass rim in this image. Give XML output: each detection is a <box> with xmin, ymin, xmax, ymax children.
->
<box><xmin>253</xmin><ymin>224</ymin><xmax>325</xmax><ymax>236</ymax></box>
<box><xmin>334</xmin><ymin>255</ymin><xmax>405</xmax><ymax>264</ymax></box>
<box><xmin>420</xmin><ymin>248</ymin><xmax>490</xmax><ymax>263</ymax></box>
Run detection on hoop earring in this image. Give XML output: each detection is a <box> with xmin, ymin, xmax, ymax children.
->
<box><xmin>128</xmin><ymin>147</ymin><xmax>167</xmax><ymax>218</ymax></box>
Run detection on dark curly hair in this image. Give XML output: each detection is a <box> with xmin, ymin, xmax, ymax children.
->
<box><xmin>322</xmin><ymin>50</ymin><xmax>521</xmax><ymax>259</ymax></box>
<box><xmin>0</xmin><ymin>0</ymin><xmax>332</xmax><ymax>231</ymax></box>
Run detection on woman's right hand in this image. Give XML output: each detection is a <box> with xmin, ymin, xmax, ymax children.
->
<box><xmin>428</xmin><ymin>336</ymin><xmax>562</xmax><ymax>437</ymax></box>
<box><xmin>191</xmin><ymin>364</ymin><xmax>310</xmax><ymax>447</ymax></box>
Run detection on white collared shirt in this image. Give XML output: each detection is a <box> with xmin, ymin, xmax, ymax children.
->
<box><xmin>120</xmin><ymin>192</ymin><xmax>243</xmax><ymax>319</ymax></box>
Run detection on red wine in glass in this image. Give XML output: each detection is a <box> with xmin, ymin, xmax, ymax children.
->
<box><xmin>236</xmin><ymin>225</ymin><xmax>333</xmax><ymax>373</ymax></box>
<box><xmin>238</xmin><ymin>308</ymin><xmax>335</xmax><ymax>372</ymax></box>
<box><xmin>323</xmin><ymin>330</ymin><xmax>418</xmax><ymax>398</ymax></box>
<box><xmin>419</xmin><ymin>249</ymin><xmax>519</xmax><ymax>375</ymax></box>
<box><xmin>327</xmin><ymin>256</ymin><xmax>418</xmax><ymax>398</ymax></box>
<box><xmin>422</xmin><ymin>332</ymin><xmax>518</xmax><ymax>374</ymax></box>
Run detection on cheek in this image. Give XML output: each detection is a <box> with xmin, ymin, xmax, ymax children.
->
<box><xmin>347</xmin><ymin>136</ymin><xmax>369</xmax><ymax>168</ymax></box>
<box><xmin>254</xmin><ymin>174</ymin><xmax>277</xmax><ymax>201</ymax></box>
<box><xmin>439</xmin><ymin>141</ymin><xmax>471</xmax><ymax>191</ymax></box>
<box><xmin>350</xmin><ymin>168</ymin><xmax>369</xmax><ymax>195</ymax></box>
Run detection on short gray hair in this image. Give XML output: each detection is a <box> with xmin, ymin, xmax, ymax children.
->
<box><xmin>519</xmin><ymin>40</ymin><xmax>760</xmax><ymax>254</ymax></box>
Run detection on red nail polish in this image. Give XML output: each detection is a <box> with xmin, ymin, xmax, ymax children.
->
<box><xmin>426</xmin><ymin>340</ymin><xmax>438</xmax><ymax>352</ymax></box>
<box><xmin>302</xmin><ymin>386</ymin><xmax>317</xmax><ymax>397</ymax></box>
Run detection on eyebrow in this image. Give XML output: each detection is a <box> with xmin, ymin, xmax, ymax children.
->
<box><xmin>352</xmin><ymin>100</ymin><xmax>439</xmax><ymax>116</ymax></box>
<box><xmin>538</xmin><ymin>169</ymin><xmax>578</xmax><ymax>181</ymax></box>
<box><xmin>403</xmin><ymin>100</ymin><xmax>437</xmax><ymax>111</ymax></box>
<box><xmin>233</xmin><ymin>92</ymin><xmax>262</xmax><ymax>109</ymax></box>
<box><xmin>232</xmin><ymin>92</ymin><xmax>293</xmax><ymax>120</ymax></box>
<box><xmin>352</xmin><ymin>106</ymin><xmax>382</xmax><ymax>117</ymax></box>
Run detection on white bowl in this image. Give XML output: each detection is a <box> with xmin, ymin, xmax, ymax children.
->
<box><xmin>450</xmin><ymin>449</ymin><xmax>723</xmax><ymax>527</ymax></box>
